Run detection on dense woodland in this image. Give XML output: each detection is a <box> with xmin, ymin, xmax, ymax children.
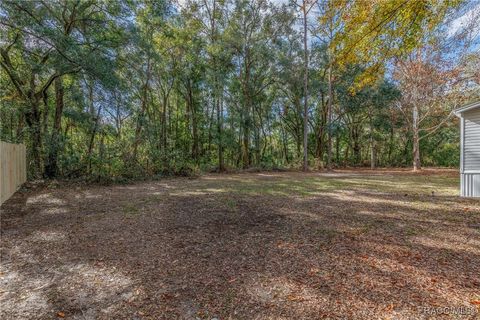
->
<box><xmin>1</xmin><ymin>0</ymin><xmax>479</xmax><ymax>180</ymax></box>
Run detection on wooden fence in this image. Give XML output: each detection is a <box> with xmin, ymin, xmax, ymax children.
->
<box><xmin>1</xmin><ymin>141</ymin><xmax>27</xmax><ymax>205</ymax></box>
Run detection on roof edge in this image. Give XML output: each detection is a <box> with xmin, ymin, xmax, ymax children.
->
<box><xmin>454</xmin><ymin>101</ymin><xmax>480</xmax><ymax>117</ymax></box>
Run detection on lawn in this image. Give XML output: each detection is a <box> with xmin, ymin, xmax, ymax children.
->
<box><xmin>1</xmin><ymin>169</ymin><xmax>479</xmax><ymax>319</ymax></box>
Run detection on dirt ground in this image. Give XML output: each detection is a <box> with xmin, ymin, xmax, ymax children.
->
<box><xmin>1</xmin><ymin>169</ymin><xmax>479</xmax><ymax>319</ymax></box>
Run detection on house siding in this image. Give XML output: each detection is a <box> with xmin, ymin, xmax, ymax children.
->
<box><xmin>461</xmin><ymin>173</ymin><xmax>480</xmax><ymax>197</ymax></box>
<box><xmin>464</xmin><ymin>108</ymin><xmax>480</xmax><ymax>172</ymax></box>
<box><xmin>460</xmin><ymin>106</ymin><xmax>480</xmax><ymax>197</ymax></box>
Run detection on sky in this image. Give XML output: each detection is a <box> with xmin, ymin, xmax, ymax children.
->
<box><xmin>173</xmin><ymin>0</ymin><xmax>480</xmax><ymax>50</ymax></box>
<box><xmin>447</xmin><ymin>1</ymin><xmax>480</xmax><ymax>38</ymax></box>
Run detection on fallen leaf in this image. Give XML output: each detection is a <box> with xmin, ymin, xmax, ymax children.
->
<box><xmin>385</xmin><ymin>303</ymin><xmax>395</xmax><ymax>312</ymax></box>
<box><xmin>57</xmin><ymin>311</ymin><xmax>65</xmax><ymax>318</ymax></box>
<box><xmin>287</xmin><ymin>294</ymin><xmax>305</xmax><ymax>302</ymax></box>
<box><xmin>161</xmin><ymin>293</ymin><xmax>175</xmax><ymax>300</ymax></box>
<box><xmin>470</xmin><ymin>300</ymin><xmax>480</xmax><ymax>305</ymax></box>
<box><xmin>308</xmin><ymin>267</ymin><xmax>320</xmax><ymax>276</ymax></box>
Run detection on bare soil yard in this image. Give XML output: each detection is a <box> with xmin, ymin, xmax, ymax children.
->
<box><xmin>1</xmin><ymin>169</ymin><xmax>479</xmax><ymax>319</ymax></box>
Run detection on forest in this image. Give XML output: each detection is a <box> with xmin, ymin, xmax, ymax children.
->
<box><xmin>1</xmin><ymin>0</ymin><xmax>479</xmax><ymax>180</ymax></box>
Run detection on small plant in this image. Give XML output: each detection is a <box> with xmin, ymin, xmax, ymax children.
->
<box><xmin>226</xmin><ymin>198</ymin><xmax>236</xmax><ymax>210</ymax></box>
<box><xmin>122</xmin><ymin>204</ymin><xmax>140</xmax><ymax>215</ymax></box>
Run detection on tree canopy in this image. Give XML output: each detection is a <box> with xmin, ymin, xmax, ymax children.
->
<box><xmin>1</xmin><ymin>0</ymin><xmax>479</xmax><ymax>180</ymax></box>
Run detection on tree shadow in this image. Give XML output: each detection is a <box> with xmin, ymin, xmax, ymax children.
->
<box><xmin>1</xmin><ymin>174</ymin><xmax>479</xmax><ymax>319</ymax></box>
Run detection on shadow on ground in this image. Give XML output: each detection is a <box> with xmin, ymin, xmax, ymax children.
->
<box><xmin>1</xmin><ymin>171</ymin><xmax>479</xmax><ymax>319</ymax></box>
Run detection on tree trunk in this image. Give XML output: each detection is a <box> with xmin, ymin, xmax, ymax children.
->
<box><xmin>281</xmin><ymin>121</ymin><xmax>289</xmax><ymax>164</ymax></box>
<box><xmin>188</xmin><ymin>84</ymin><xmax>199</xmax><ymax>163</ymax></box>
<box><xmin>302</xmin><ymin>2</ymin><xmax>309</xmax><ymax>171</ymax></box>
<box><xmin>41</xmin><ymin>94</ymin><xmax>49</xmax><ymax>139</ymax></box>
<box><xmin>133</xmin><ymin>56</ymin><xmax>151</xmax><ymax>161</ymax></box>
<box><xmin>344</xmin><ymin>144</ymin><xmax>349</xmax><ymax>166</ymax></box>
<box><xmin>369</xmin><ymin>110</ymin><xmax>376</xmax><ymax>170</ymax></box>
<box><xmin>352</xmin><ymin>127</ymin><xmax>361</xmax><ymax>165</ymax></box>
<box><xmin>242</xmin><ymin>112</ymin><xmax>250</xmax><ymax>169</ymax></box>
<box><xmin>388</xmin><ymin>111</ymin><xmax>394</xmax><ymax>165</ymax></box>
<box><xmin>25</xmin><ymin>96</ymin><xmax>43</xmax><ymax>177</ymax></box>
<box><xmin>17</xmin><ymin>112</ymin><xmax>24</xmax><ymax>142</ymax></box>
<box><xmin>327</xmin><ymin>63</ymin><xmax>333</xmax><ymax>170</ymax></box>
<box><xmin>207</xmin><ymin>100</ymin><xmax>214</xmax><ymax>155</ymax></box>
<box><xmin>86</xmin><ymin>86</ymin><xmax>102</xmax><ymax>175</ymax></box>
<box><xmin>335</xmin><ymin>134</ymin><xmax>340</xmax><ymax>165</ymax></box>
<box><xmin>241</xmin><ymin>65</ymin><xmax>251</xmax><ymax>169</ymax></box>
<box><xmin>217</xmin><ymin>94</ymin><xmax>225</xmax><ymax>171</ymax></box>
<box><xmin>412</xmin><ymin>104</ymin><xmax>421</xmax><ymax>171</ymax></box>
<box><xmin>370</xmin><ymin>131</ymin><xmax>375</xmax><ymax>170</ymax></box>
<box><xmin>192</xmin><ymin>111</ymin><xmax>199</xmax><ymax>163</ymax></box>
<box><xmin>353</xmin><ymin>143</ymin><xmax>361</xmax><ymax>165</ymax></box>
<box><xmin>211</xmin><ymin>48</ymin><xmax>224</xmax><ymax>169</ymax></box>
<box><xmin>45</xmin><ymin>76</ymin><xmax>64</xmax><ymax>178</ymax></box>
<box><xmin>162</xmin><ymin>95</ymin><xmax>168</xmax><ymax>156</ymax></box>
<box><xmin>315</xmin><ymin>95</ymin><xmax>327</xmax><ymax>167</ymax></box>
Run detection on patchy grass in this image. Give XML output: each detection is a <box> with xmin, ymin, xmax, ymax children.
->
<box><xmin>1</xmin><ymin>169</ymin><xmax>479</xmax><ymax>319</ymax></box>
<box><xmin>122</xmin><ymin>203</ymin><xmax>140</xmax><ymax>215</ymax></box>
<box><xmin>195</xmin><ymin>172</ymin><xmax>459</xmax><ymax>197</ymax></box>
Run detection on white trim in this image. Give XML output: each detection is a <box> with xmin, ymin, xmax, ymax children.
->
<box><xmin>460</xmin><ymin>115</ymin><xmax>464</xmax><ymax>174</ymax></box>
<box><xmin>454</xmin><ymin>101</ymin><xmax>480</xmax><ymax>117</ymax></box>
<box><xmin>463</xmin><ymin>171</ymin><xmax>480</xmax><ymax>174</ymax></box>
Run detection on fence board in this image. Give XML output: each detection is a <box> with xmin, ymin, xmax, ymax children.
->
<box><xmin>1</xmin><ymin>142</ymin><xmax>27</xmax><ymax>205</ymax></box>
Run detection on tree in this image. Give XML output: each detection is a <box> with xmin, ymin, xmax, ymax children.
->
<box><xmin>394</xmin><ymin>45</ymin><xmax>462</xmax><ymax>171</ymax></box>
<box><xmin>314</xmin><ymin>0</ymin><xmax>344</xmax><ymax>170</ymax></box>
<box><xmin>293</xmin><ymin>0</ymin><xmax>317</xmax><ymax>171</ymax></box>
<box><xmin>0</xmin><ymin>0</ymin><xmax>469</xmax><ymax>179</ymax></box>
<box><xmin>0</xmin><ymin>0</ymin><xmax>123</xmax><ymax>177</ymax></box>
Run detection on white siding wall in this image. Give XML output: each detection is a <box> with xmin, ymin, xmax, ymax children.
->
<box><xmin>461</xmin><ymin>173</ymin><xmax>480</xmax><ymax>197</ymax></box>
<box><xmin>464</xmin><ymin>108</ymin><xmax>480</xmax><ymax>172</ymax></box>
